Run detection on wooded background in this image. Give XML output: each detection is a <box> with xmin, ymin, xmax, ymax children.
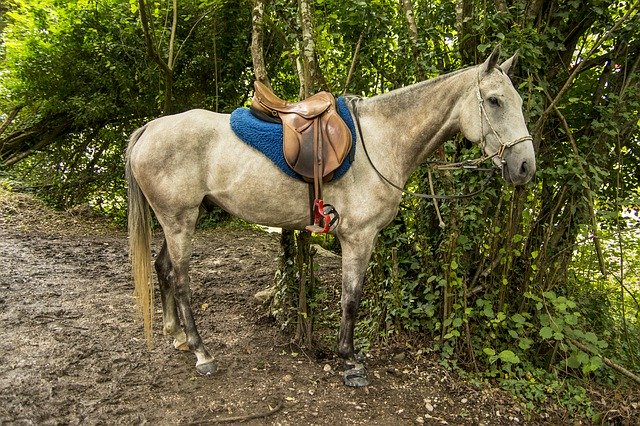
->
<box><xmin>1</xmin><ymin>0</ymin><xmax>639</xmax><ymax>417</ymax></box>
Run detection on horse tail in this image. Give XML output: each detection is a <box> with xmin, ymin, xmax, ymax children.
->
<box><xmin>125</xmin><ymin>125</ymin><xmax>154</xmax><ymax>349</ymax></box>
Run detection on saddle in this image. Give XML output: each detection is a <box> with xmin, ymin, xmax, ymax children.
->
<box><xmin>251</xmin><ymin>81</ymin><xmax>352</xmax><ymax>233</ymax></box>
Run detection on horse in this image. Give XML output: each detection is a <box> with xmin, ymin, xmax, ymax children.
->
<box><xmin>125</xmin><ymin>46</ymin><xmax>536</xmax><ymax>387</ymax></box>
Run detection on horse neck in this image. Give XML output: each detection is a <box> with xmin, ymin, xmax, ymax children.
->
<box><xmin>357</xmin><ymin>67</ymin><xmax>476</xmax><ymax>185</ymax></box>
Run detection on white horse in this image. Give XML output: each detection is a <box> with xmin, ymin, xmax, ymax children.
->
<box><xmin>126</xmin><ymin>47</ymin><xmax>536</xmax><ymax>386</ymax></box>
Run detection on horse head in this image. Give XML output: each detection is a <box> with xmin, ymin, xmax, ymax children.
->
<box><xmin>459</xmin><ymin>46</ymin><xmax>536</xmax><ymax>186</ymax></box>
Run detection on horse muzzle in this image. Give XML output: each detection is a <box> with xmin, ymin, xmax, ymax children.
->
<box><xmin>501</xmin><ymin>155</ymin><xmax>536</xmax><ymax>186</ymax></box>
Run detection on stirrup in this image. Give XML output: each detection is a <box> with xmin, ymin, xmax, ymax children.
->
<box><xmin>305</xmin><ymin>199</ymin><xmax>339</xmax><ymax>234</ymax></box>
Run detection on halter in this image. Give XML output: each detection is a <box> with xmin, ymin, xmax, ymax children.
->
<box><xmin>350</xmin><ymin>67</ymin><xmax>533</xmax><ymax>200</ymax></box>
<box><xmin>473</xmin><ymin>68</ymin><xmax>533</xmax><ymax>176</ymax></box>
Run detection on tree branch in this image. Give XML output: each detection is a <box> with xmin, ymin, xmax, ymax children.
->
<box><xmin>137</xmin><ymin>0</ymin><xmax>171</xmax><ymax>75</ymax></box>
<box><xmin>167</xmin><ymin>0</ymin><xmax>178</xmax><ymax>70</ymax></box>
<box><xmin>534</xmin><ymin>2</ymin><xmax>640</xmax><ymax>132</ymax></box>
<box><xmin>537</xmin><ymin>80</ymin><xmax>608</xmax><ymax>277</ymax></box>
<box><xmin>569</xmin><ymin>338</ymin><xmax>640</xmax><ymax>385</ymax></box>
<box><xmin>342</xmin><ymin>32</ymin><xmax>363</xmax><ymax>94</ymax></box>
<box><xmin>0</xmin><ymin>105</ymin><xmax>24</xmax><ymax>138</ymax></box>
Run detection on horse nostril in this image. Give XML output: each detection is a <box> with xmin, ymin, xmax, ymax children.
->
<box><xmin>519</xmin><ymin>161</ymin><xmax>529</xmax><ymax>176</ymax></box>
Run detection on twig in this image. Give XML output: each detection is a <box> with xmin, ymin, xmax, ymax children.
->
<box><xmin>189</xmin><ymin>399</ymin><xmax>284</xmax><ymax>424</ymax></box>
<box><xmin>569</xmin><ymin>338</ymin><xmax>640</xmax><ymax>385</ymax></box>
<box><xmin>427</xmin><ymin>169</ymin><xmax>445</xmax><ymax>228</ymax></box>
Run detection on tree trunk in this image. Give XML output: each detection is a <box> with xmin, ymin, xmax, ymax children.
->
<box><xmin>293</xmin><ymin>0</ymin><xmax>318</xmax><ymax>346</ymax></box>
<box><xmin>251</xmin><ymin>0</ymin><xmax>271</xmax><ymax>87</ymax></box>
<box><xmin>456</xmin><ymin>0</ymin><xmax>476</xmax><ymax>65</ymax></box>
<box><xmin>298</xmin><ymin>0</ymin><xmax>316</xmax><ymax>97</ymax></box>
<box><xmin>399</xmin><ymin>0</ymin><xmax>425</xmax><ymax>79</ymax></box>
<box><xmin>138</xmin><ymin>0</ymin><xmax>178</xmax><ymax>115</ymax></box>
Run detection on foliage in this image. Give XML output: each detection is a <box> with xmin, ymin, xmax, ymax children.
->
<box><xmin>351</xmin><ymin>0</ymin><xmax>640</xmax><ymax>417</ymax></box>
<box><xmin>0</xmin><ymin>0</ymin><xmax>252</xmax><ymax>211</ymax></box>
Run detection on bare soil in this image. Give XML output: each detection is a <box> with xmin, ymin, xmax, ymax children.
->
<box><xmin>0</xmin><ymin>190</ymin><xmax>630</xmax><ymax>425</ymax></box>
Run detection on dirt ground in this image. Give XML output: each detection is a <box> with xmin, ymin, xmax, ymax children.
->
<box><xmin>0</xmin><ymin>190</ymin><xmax>631</xmax><ymax>425</ymax></box>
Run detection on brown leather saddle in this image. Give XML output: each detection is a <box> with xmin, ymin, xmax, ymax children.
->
<box><xmin>250</xmin><ymin>81</ymin><xmax>352</xmax><ymax>233</ymax></box>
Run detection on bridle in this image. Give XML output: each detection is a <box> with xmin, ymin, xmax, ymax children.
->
<box><xmin>473</xmin><ymin>68</ymin><xmax>533</xmax><ymax>177</ymax></box>
<box><xmin>350</xmin><ymin>68</ymin><xmax>532</xmax><ymax>200</ymax></box>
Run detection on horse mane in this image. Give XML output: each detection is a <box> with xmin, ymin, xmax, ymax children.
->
<box><xmin>360</xmin><ymin>65</ymin><xmax>477</xmax><ymax>112</ymax></box>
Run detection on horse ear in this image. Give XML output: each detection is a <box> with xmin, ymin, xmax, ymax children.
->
<box><xmin>482</xmin><ymin>45</ymin><xmax>501</xmax><ymax>74</ymax></box>
<box><xmin>500</xmin><ymin>51</ymin><xmax>519</xmax><ymax>76</ymax></box>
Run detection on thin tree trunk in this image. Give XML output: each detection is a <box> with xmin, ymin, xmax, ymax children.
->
<box><xmin>137</xmin><ymin>0</ymin><xmax>178</xmax><ymax>115</ymax></box>
<box><xmin>298</xmin><ymin>0</ymin><xmax>316</xmax><ymax>97</ymax></box>
<box><xmin>294</xmin><ymin>0</ymin><xmax>318</xmax><ymax>346</ymax></box>
<box><xmin>456</xmin><ymin>0</ymin><xmax>475</xmax><ymax>65</ymax></box>
<box><xmin>399</xmin><ymin>0</ymin><xmax>425</xmax><ymax>79</ymax></box>
<box><xmin>251</xmin><ymin>0</ymin><xmax>271</xmax><ymax>87</ymax></box>
<box><xmin>343</xmin><ymin>32</ymin><xmax>364</xmax><ymax>94</ymax></box>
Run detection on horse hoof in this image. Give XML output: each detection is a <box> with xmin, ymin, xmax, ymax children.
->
<box><xmin>196</xmin><ymin>361</ymin><xmax>219</xmax><ymax>377</ymax></box>
<box><xmin>343</xmin><ymin>362</ymin><xmax>369</xmax><ymax>387</ymax></box>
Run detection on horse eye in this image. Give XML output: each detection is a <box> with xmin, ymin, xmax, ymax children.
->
<box><xmin>488</xmin><ymin>96</ymin><xmax>501</xmax><ymax>107</ymax></box>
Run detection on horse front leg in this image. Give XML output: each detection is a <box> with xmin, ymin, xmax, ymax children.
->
<box><xmin>337</xmin><ymin>230</ymin><xmax>378</xmax><ymax>387</ymax></box>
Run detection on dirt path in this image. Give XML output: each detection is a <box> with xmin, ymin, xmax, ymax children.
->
<box><xmin>0</xmin><ymin>192</ymin><xmax>546</xmax><ymax>425</ymax></box>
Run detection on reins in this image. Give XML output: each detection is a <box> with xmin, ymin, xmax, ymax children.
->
<box><xmin>349</xmin><ymin>67</ymin><xmax>532</xmax><ymax>201</ymax></box>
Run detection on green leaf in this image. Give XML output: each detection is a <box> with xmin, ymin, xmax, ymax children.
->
<box><xmin>576</xmin><ymin>351</ymin><xmax>589</xmax><ymax>365</ymax></box>
<box><xmin>483</xmin><ymin>348</ymin><xmax>496</xmax><ymax>357</ymax></box>
<box><xmin>566</xmin><ymin>355</ymin><xmax>581</xmax><ymax>368</ymax></box>
<box><xmin>511</xmin><ymin>313</ymin><xmax>526</xmax><ymax>324</ymax></box>
<box><xmin>584</xmin><ymin>332</ymin><xmax>599</xmax><ymax>345</ymax></box>
<box><xmin>564</xmin><ymin>314</ymin><xmax>578</xmax><ymax>325</ymax></box>
<box><xmin>587</xmin><ymin>356</ymin><xmax>603</xmax><ymax>372</ymax></box>
<box><xmin>540</xmin><ymin>326</ymin><xmax>553</xmax><ymax>339</ymax></box>
<box><xmin>518</xmin><ymin>338</ymin><xmax>533</xmax><ymax>350</ymax></box>
<box><xmin>498</xmin><ymin>350</ymin><xmax>520</xmax><ymax>364</ymax></box>
<box><xmin>483</xmin><ymin>305</ymin><xmax>494</xmax><ymax>318</ymax></box>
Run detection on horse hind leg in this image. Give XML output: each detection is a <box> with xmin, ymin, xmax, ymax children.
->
<box><xmin>155</xmin><ymin>240</ymin><xmax>188</xmax><ymax>351</ymax></box>
<box><xmin>160</xmin><ymin>210</ymin><xmax>218</xmax><ymax>376</ymax></box>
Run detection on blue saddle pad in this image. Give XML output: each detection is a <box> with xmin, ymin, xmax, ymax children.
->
<box><xmin>230</xmin><ymin>96</ymin><xmax>357</xmax><ymax>180</ymax></box>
